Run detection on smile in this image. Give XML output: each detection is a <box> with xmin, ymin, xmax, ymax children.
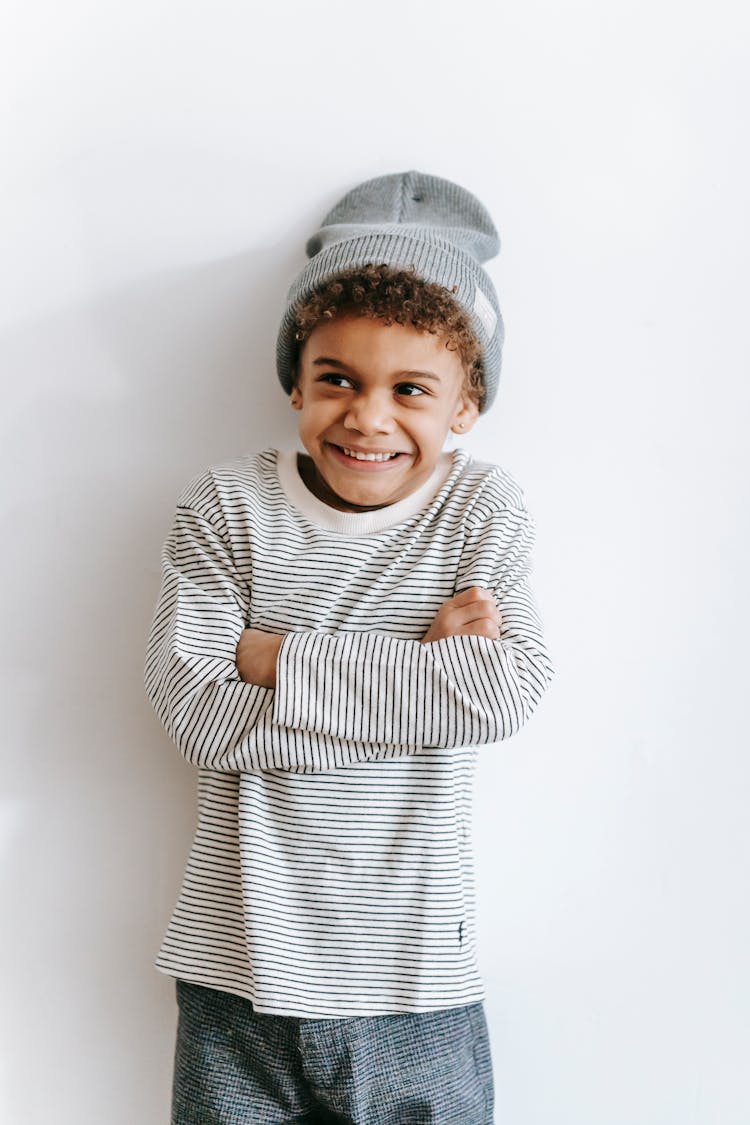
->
<box><xmin>326</xmin><ymin>443</ymin><xmax>409</xmax><ymax>471</ymax></box>
<box><xmin>340</xmin><ymin>446</ymin><xmax>400</xmax><ymax>462</ymax></box>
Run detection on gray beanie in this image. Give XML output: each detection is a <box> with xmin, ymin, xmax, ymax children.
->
<box><xmin>276</xmin><ymin>170</ymin><xmax>504</xmax><ymax>412</ymax></box>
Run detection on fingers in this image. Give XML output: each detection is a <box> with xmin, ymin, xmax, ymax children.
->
<box><xmin>462</xmin><ymin>617</ymin><xmax>501</xmax><ymax>640</ymax></box>
<box><xmin>422</xmin><ymin>588</ymin><xmax>503</xmax><ymax>644</ymax></box>
<box><xmin>450</xmin><ymin>588</ymin><xmax>501</xmax><ymax>625</ymax></box>
<box><xmin>437</xmin><ymin>589</ymin><xmax>502</xmax><ymax>640</ymax></box>
<box><xmin>453</xmin><ymin>586</ymin><xmax>497</xmax><ymax>610</ymax></box>
<box><xmin>441</xmin><ymin>617</ymin><xmax>500</xmax><ymax>640</ymax></box>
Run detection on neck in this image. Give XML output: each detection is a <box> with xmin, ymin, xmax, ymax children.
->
<box><xmin>297</xmin><ymin>454</ymin><xmax>397</xmax><ymax>513</ymax></box>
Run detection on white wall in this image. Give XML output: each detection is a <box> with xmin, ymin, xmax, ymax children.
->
<box><xmin>2</xmin><ymin>1</ymin><xmax>748</xmax><ymax>1121</ymax></box>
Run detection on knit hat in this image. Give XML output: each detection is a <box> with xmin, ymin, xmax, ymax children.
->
<box><xmin>276</xmin><ymin>170</ymin><xmax>504</xmax><ymax>412</ymax></box>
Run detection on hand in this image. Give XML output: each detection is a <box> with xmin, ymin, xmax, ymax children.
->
<box><xmin>236</xmin><ymin>629</ymin><xmax>284</xmax><ymax>688</ymax></box>
<box><xmin>420</xmin><ymin>586</ymin><xmax>502</xmax><ymax>644</ymax></box>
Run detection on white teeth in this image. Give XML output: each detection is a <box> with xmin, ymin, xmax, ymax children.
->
<box><xmin>340</xmin><ymin>446</ymin><xmax>399</xmax><ymax>462</ymax></box>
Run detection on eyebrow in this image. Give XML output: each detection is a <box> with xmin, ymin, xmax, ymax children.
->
<box><xmin>311</xmin><ymin>357</ymin><xmax>443</xmax><ymax>382</ymax></box>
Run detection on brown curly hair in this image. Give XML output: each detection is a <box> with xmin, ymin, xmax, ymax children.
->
<box><xmin>292</xmin><ymin>263</ymin><xmax>485</xmax><ymax>409</ymax></box>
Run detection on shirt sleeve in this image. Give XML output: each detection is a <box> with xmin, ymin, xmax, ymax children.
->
<box><xmin>143</xmin><ymin>499</ymin><xmax>416</xmax><ymax>772</ymax></box>
<box><xmin>271</xmin><ymin>501</ymin><xmax>555</xmax><ymax>749</ymax></box>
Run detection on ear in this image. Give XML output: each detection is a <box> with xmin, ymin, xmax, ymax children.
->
<box><xmin>290</xmin><ymin>384</ymin><xmax>303</xmax><ymax>410</ymax></box>
<box><xmin>450</xmin><ymin>396</ymin><xmax>479</xmax><ymax>436</ymax></box>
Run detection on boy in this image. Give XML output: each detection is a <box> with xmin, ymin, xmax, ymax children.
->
<box><xmin>145</xmin><ymin>170</ymin><xmax>554</xmax><ymax>1124</ymax></box>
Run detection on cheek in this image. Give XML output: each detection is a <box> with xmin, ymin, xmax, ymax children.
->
<box><xmin>296</xmin><ymin>403</ymin><xmax>333</xmax><ymax>439</ymax></box>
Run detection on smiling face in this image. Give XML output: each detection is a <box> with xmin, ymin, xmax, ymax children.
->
<box><xmin>291</xmin><ymin>314</ymin><xmax>479</xmax><ymax>512</ymax></box>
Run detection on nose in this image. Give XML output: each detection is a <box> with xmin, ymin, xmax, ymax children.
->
<box><xmin>343</xmin><ymin>391</ymin><xmax>396</xmax><ymax>435</ymax></box>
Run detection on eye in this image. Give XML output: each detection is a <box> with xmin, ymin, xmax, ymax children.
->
<box><xmin>396</xmin><ymin>383</ymin><xmax>426</xmax><ymax>397</ymax></box>
<box><xmin>319</xmin><ymin>373</ymin><xmax>354</xmax><ymax>388</ymax></box>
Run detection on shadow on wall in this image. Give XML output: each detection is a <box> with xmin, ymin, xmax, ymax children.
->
<box><xmin>0</xmin><ymin>244</ymin><xmax>298</xmax><ymax>1120</ymax></box>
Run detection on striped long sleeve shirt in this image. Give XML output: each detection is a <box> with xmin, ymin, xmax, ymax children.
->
<box><xmin>144</xmin><ymin>447</ymin><xmax>554</xmax><ymax>1017</ymax></box>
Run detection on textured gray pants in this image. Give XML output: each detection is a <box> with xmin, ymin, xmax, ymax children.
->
<box><xmin>171</xmin><ymin>979</ymin><xmax>494</xmax><ymax>1124</ymax></box>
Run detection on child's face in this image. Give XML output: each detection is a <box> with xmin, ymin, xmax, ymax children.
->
<box><xmin>291</xmin><ymin>315</ymin><xmax>479</xmax><ymax>512</ymax></box>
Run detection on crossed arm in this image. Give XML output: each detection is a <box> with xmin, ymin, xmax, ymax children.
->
<box><xmin>236</xmin><ymin>585</ymin><xmax>502</xmax><ymax>687</ymax></box>
<box><xmin>144</xmin><ymin>501</ymin><xmax>554</xmax><ymax>772</ymax></box>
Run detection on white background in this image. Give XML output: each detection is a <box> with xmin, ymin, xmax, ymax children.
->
<box><xmin>2</xmin><ymin>1</ymin><xmax>748</xmax><ymax>1122</ymax></box>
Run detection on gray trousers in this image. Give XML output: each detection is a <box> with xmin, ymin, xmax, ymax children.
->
<box><xmin>171</xmin><ymin>979</ymin><xmax>494</xmax><ymax>1124</ymax></box>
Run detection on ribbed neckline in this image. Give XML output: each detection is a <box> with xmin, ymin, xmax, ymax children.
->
<box><xmin>275</xmin><ymin>448</ymin><xmax>463</xmax><ymax>535</ymax></box>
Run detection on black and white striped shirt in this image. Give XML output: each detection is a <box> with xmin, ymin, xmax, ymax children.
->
<box><xmin>144</xmin><ymin>447</ymin><xmax>554</xmax><ymax>1017</ymax></box>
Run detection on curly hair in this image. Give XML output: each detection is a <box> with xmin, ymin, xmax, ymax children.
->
<box><xmin>292</xmin><ymin>263</ymin><xmax>485</xmax><ymax>409</ymax></box>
